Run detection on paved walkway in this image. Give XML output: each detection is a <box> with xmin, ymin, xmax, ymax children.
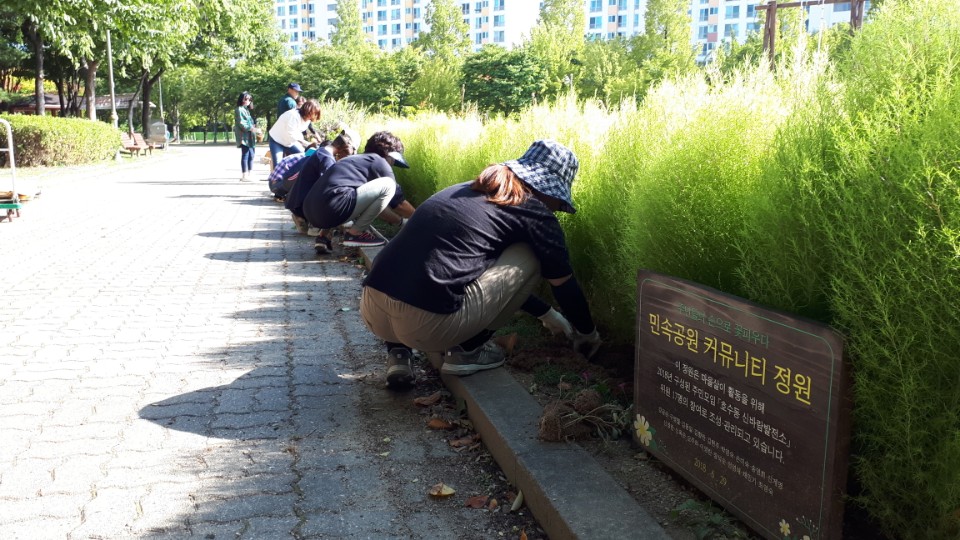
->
<box><xmin>0</xmin><ymin>146</ymin><xmax>529</xmax><ymax>539</ymax></box>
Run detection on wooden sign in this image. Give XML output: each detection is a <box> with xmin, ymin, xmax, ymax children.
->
<box><xmin>633</xmin><ymin>270</ymin><xmax>850</xmax><ymax>540</ymax></box>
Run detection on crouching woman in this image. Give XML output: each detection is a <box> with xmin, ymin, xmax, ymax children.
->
<box><xmin>360</xmin><ymin>139</ymin><xmax>601</xmax><ymax>388</ymax></box>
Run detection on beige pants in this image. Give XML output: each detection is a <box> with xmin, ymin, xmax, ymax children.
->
<box><xmin>360</xmin><ymin>243</ymin><xmax>541</xmax><ymax>352</ymax></box>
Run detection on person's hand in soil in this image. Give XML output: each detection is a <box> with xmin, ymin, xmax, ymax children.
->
<box><xmin>572</xmin><ymin>328</ymin><xmax>602</xmax><ymax>359</ymax></box>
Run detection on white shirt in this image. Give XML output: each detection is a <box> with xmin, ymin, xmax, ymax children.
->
<box><xmin>269</xmin><ymin>108</ymin><xmax>310</xmax><ymax>148</ymax></box>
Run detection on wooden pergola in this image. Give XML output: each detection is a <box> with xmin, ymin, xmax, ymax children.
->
<box><xmin>757</xmin><ymin>0</ymin><xmax>867</xmax><ymax>64</ymax></box>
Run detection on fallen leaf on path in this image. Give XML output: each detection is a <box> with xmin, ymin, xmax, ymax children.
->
<box><xmin>464</xmin><ymin>495</ymin><xmax>488</xmax><ymax>508</ymax></box>
<box><xmin>519</xmin><ymin>529</ymin><xmax>528</xmax><ymax>540</ymax></box>
<box><xmin>413</xmin><ymin>392</ymin><xmax>442</xmax><ymax>407</ymax></box>
<box><xmin>488</xmin><ymin>498</ymin><xmax>499</xmax><ymax>510</ymax></box>
<box><xmin>428</xmin><ymin>483</ymin><xmax>456</xmax><ymax>497</ymax></box>
<box><xmin>427</xmin><ymin>418</ymin><xmax>454</xmax><ymax>430</ymax></box>
<box><xmin>449</xmin><ymin>434</ymin><xmax>481</xmax><ymax>448</ymax></box>
<box><xmin>378</xmin><ymin>452</ymin><xmax>390</xmax><ymax>457</ymax></box>
<box><xmin>510</xmin><ymin>490</ymin><xmax>524</xmax><ymax>512</ymax></box>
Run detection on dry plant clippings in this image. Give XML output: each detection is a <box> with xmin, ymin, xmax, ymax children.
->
<box><xmin>465</xmin><ymin>495</ymin><xmax>488</xmax><ymax>508</ymax></box>
<box><xmin>557</xmin><ymin>381</ymin><xmax>573</xmax><ymax>391</ymax></box>
<box><xmin>427</xmin><ymin>418</ymin><xmax>454</xmax><ymax>430</ymax></box>
<box><xmin>413</xmin><ymin>392</ymin><xmax>442</xmax><ymax>407</ymax></box>
<box><xmin>449</xmin><ymin>434</ymin><xmax>481</xmax><ymax>448</ymax></box>
<box><xmin>428</xmin><ymin>483</ymin><xmax>456</xmax><ymax>498</ymax></box>
<box><xmin>510</xmin><ymin>490</ymin><xmax>524</xmax><ymax>512</ymax></box>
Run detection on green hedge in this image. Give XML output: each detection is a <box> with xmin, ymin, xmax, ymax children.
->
<box><xmin>365</xmin><ymin>1</ymin><xmax>960</xmax><ymax>536</ymax></box>
<box><xmin>0</xmin><ymin>114</ymin><xmax>120</xmax><ymax>167</ymax></box>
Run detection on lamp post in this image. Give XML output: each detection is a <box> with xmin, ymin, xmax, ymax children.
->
<box><xmin>106</xmin><ymin>29</ymin><xmax>118</xmax><ymax>130</ymax></box>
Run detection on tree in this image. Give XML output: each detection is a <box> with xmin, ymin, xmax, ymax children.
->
<box><xmin>463</xmin><ymin>45</ymin><xmax>544</xmax><ymax>115</ymax></box>
<box><xmin>330</xmin><ymin>0</ymin><xmax>366</xmax><ymax>50</ymax></box>
<box><xmin>578</xmin><ymin>37</ymin><xmax>644</xmax><ymax>106</ymax></box>
<box><xmin>630</xmin><ymin>0</ymin><xmax>696</xmax><ymax>92</ymax></box>
<box><xmin>413</xmin><ymin>0</ymin><xmax>470</xmax><ymax>62</ymax></box>
<box><xmin>525</xmin><ymin>0</ymin><xmax>586</xmax><ymax>100</ymax></box>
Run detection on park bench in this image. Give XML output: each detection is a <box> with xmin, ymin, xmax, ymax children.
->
<box><xmin>133</xmin><ymin>133</ymin><xmax>155</xmax><ymax>155</ymax></box>
<box><xmin>120</xmin><ymin>132</ymin><xmax>150</xmax><ymax>156</ymax></box>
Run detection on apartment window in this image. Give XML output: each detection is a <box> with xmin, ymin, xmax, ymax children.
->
<box><xmin>392</xmin><ymin>37</ymin><xmax>402</xmax><ymax>47</ymax></box>
<box><xmin>709</xmin><ymin>7</ymin><xmax>718</xmax><ymax>15</ymax></box>
<box><xmin>834</xmin><ymin>2</ymin><xmax>851</xmax><ymax>10</ymax></box>
<box><xmin>307</xmin><ymin>16</ymin><xmax>314</xmax><ymax>24</ymax></box>
<box><xmin>292</xmin><ymin>44</ymin><xmax>300</xmax><ymax>54</ymax></box>
<box><xmin>288</xmin><ymin>5</ymin><xmax>298</xmax><ymax>14</ymax></box>
<box><xmin>698</xmin><ymin>8</ymin><xmax>708</xmax><ymax>21</ymax></box>
<box><xmin>588</xmin><ymin>16</ymin><xmax>602</xmax><ymax>29</ymax></box>
<box><xmin>590</xmin><ymin>0</ymin><xmax>602</xmax><ymax>12</ymax></box>
<box><xmin>391</xmin><ymin>8</ymin><xmax>400</xmax><ymax>18</ymax></box>
<box><xmin>724</xmin><ymin>23</ymin><xmax>739</xmax><ymax>37</ymax></box>
<box><xmin>392</xmin><ymin>23</ymin><xmax>400</xmax><ymax>33</ymax></box>
<box><xmin>362</xmin><ymin>12</ymin><xmax>370</xmax><ymax>20</ymax></box>
<box><xmin>475</xmin><ymin>18</ymin><xmax>483</xmax><ymax>29</ymax></box>
<box><xmin>280</xmin><ymin>19</ymin><xmax>286</xmax><ymax>29</ymax></box>
<box><xmin>378</xmin><ymin>24</ymin><xmax>387</xmax><ymax>35</ymax></box>
<box><xmin>413</xmin><ymin>22</ymin><xmax>420</xmax><ymax>32</ymax></box>
<box><xmin>608</xmin><ymin>15</ymin><xmax>616</xmax><ymax>23</ymax></box>
<box><xmin>494</xmin><ymin>30</ymin><xmax>504</xmax><ymax>42</ymax></box>
<box><xmin>493</xmin><ymin>0</ymin><xmax>504</xmax><ymax>9</ymax></box>
<box><xmin>462</xmin><ymin>3</ymin><xmax>470</xmax><ymax>15</ymax></box>
<box><xmin>377</xmin><ymin>10</ymin><xmax>386</xmax><ymax>20</ymax></box>
<box><xmin>725</xmin><ymin>5</ymin><xmax>740</xmax><ymax>18</ymax></box>
<box><xmin>635</xmin><ymin>0</ymin><xmax>640</xmax><ymax>7</ymax></box>
<box><xmin>493</xmin><ymin>14</ymin><xmax>504</xmax><ymax>26</ymax></box>
<box><xmin>392</xmin><ymin>0</ymin><xmax>399</xmax><ymax>4</ymax></box>
<box><xmin>746</xmin><ymin>22</ymin><xmax>760</xmax><ymax>32</ymax></box>
<box><xmin>634</xmin><ymin>14</ymin><xmax>639</xmax><ymax>26</ymax></box>
<box><xmin>697</xmin><ymin>25</ymin><xmax>708</xmax><ymax>39</ymax></box>
<box><xmin>277</xmin><ymin>6</ymin><xmax>285</xmax><ymax>16</ymax></box>
<box><xmin>707</xmin><ymin>24</ymin><xmax>717</xmax><ymax>33</ymax></box>
<box><xmin>290</xmin><ymin>32</ymin><xmax>299</xmax><ymax>41</ymax></box>
<box><xmin>413</xmin><ymin>7</ymin><xmax>421</xmax><ymax>17</ymax></box>
<box><xmin>289</xmin><ymin>17</ymin><xmax>297</xmax><ymax>26</ymax></box>
<box><xmin>378</xmin><ymin>38</ymin><xmax>386</xmax><ymax>48</ymax></box>
<box><xmin>405</xmin><ymin>22</ymin><xmax>411</xmax><ymax>28</ymax></box>
<box><xmin>377</xmin><ymin>0</ymin><xmax>385</xmax><ymax>6</ymax></box>
<box><xmin>617</xmin><ymin>15</ymin><xmax>625</xmax><ymax>26</ymax></box>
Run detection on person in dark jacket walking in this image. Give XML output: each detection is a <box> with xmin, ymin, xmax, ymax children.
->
<box><xmin>359</xmin><ymin>140</ymin><xmax>601</xmax><ymax>388</ymax></box>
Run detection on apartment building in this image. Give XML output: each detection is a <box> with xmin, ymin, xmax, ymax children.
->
<box><xmin>276</xmin><ymin>0</ymin><xmax>862</xmax><ymax>59</ymax></box>
<box><xmin>690</xmin><ymin>0</ymin><xmax>870</xmax><ymax>61</ymax></box>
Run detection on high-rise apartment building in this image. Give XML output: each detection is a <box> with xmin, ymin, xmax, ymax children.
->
<box><xmin>689</xmin><ymin>0</ymin><xmax>869</xmax><ymax>61</ymax></box>
<box><xmin>276</xmin><ymin>0</ymin><xmax>861</xmax><ymax>60</ymax></box>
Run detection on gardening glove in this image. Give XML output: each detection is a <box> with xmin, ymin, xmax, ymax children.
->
<box><xmin>538</xmin><ymin>307</ymin><xmax>573</xmax><ymax>338</ymax></box>
<box><xmin>399</xmin><ymin>217</ymin><xmax>409</xmax><ymax>228</ymax></box>
<box><xmin>572</xmin><ymin>328</ymin><xmax>602</xmax><ymax>360</ymax></box>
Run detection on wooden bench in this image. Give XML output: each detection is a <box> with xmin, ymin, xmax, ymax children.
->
<box><xmin>120</xmin><ymin>132</ymin><xmax>150</xmax><ymax>156</ymax></box>
<box><xmin>133</xmin><ymin>133</ymin><xmax>155</xmax><ymax>155</ymax></box>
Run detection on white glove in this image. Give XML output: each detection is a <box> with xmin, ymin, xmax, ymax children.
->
<box><xmin>538</xmin><ymin>308</ymin><xmax>573</xmax><ymax>338</ymax></box>
<box><xmin>572</xmin><ymin>328</ymin><xmax>602</xmax><ymax>359</ymax></box>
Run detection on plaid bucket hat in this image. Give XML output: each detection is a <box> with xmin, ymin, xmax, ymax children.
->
<box><xmin>503</xmin><ymin>139</ymin><xmax>579</xmax><ymax>213</ymax></box>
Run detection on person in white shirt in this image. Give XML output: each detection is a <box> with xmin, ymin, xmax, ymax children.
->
<box><xmin>267</xmin><ymin>99</ymin><xmax>321</xmax><ymax>170</ymax></box>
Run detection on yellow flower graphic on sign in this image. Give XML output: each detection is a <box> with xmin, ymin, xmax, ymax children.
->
<box><xmin>779</xmin><ymin>519</ymin><xmax>791</xmax><ymax>536</ymax></box>
<box><xmin>634</xmin><ymin>415</ymin><xmax>653</xmax><ymax>446</ymax></box>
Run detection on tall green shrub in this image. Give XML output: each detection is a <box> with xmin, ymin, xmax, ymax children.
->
<box><xmin>0</xmin><ymin>115</ymin><xmax>120</xmax><ymax>167</ymax></box>
<box><xmin>823</xmin><ymin>2</ymin><xmax>960</xmax><ymax>536</ymax></box>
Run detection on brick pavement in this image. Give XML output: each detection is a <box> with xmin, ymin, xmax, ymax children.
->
<box><xmin>0</xmin><ymin>146</ymin><xmax>521</xmax><ymax>539</ymax></box>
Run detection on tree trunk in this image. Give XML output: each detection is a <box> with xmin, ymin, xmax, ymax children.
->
<box><xmin>127</xmin><ymin>71</ymin><xmax>147</xmax><ymax>133</ymax></box>
<box><xmin>84</xmin><ymin>58</ymin><xmax>100</xmax><ymax>121</ymax></box>
<box><xmin>22</xmin><ymin>19</ymin><xmax>45</xmax><ymax>116</ymax></box>
<box><xmin>56</xmin><ymin>79</ymin><xmax>66</xmax><ymax>115</ymax></box>
<box><xmin>140</xmin><ymin>68</ymin><xmax>164</xmax><ymax>138</ymax></box>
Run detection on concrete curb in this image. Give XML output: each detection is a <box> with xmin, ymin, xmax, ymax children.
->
<box><xmin>361</xmin><ymin>246</ymin><xmax>670</xmax><ymax>540</ymax></box>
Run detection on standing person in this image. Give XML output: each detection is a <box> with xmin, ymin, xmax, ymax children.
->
<box><xmin>233</xmin><ymin>91</ymin><xmax>259</xmax><ymax>182</ymax></box>
<box><xmin>359</xmin><ymin>140</ymin><xmax>601</xmax><ymax>389</ymax></box>
<box><xmin>277</xmin><ymin>83</ymin><xmax>301</xmax><ymax>118</ymax></box>
<box><xmin>267</xmin><ymin>99</ymin><xmax>321</xmax><ymax>170</ymax></box>
<box><xmin>301</xmin><ymin>131</ymin><xmax>415</xmax><ymax>248</ymax></box>
<box><xmin>284</xmin><ymin>128</ymin><xmax>361</xmax><ymax>254</ymax></box>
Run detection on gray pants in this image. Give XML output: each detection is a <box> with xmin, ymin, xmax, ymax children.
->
<box><xmin>360</xmin><ymin>243</ymin><xmax>541</xmax><ymax>352</ymax></box>
<box><xmin>349</xmin><ymin>177</ymin><xmax>395</xmax><ymax>231</ymax></box>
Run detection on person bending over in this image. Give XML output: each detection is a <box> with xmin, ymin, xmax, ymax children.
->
<box><xmin>267</xmin><ymin>99</ymin><xmax>320</xmax><ymax>170</ymax></box>
<box><xmin>284</xmin><ymin>128</ymin><xmax>360</xmax><ymax>253</ymax></box>
<box><xmin>301</xmin><ymin>131</ymin><xmax>415</xmax><ymax>248</ymax></box>
<box><xmin>359</xmin><ymin>139</ymin><xmax>601</xmax><ymax>389</ymax></box>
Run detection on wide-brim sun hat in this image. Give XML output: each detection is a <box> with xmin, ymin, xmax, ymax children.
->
<box><xmin>503</xmin><ymin>139</ymin><xmax>579</xmax><ymax>213</ymax></box>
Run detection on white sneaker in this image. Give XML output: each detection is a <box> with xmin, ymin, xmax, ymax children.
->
<box><xmin>241</xmin><ymin>172</ymin><xmax>254</xmax><ymax>182</ymax></box>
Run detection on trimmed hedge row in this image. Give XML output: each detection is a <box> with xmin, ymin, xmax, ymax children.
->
<box><xmin>0</xmin><ymin>114</ymin><xmax>120</xmax><ymax>167</ymax></box>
